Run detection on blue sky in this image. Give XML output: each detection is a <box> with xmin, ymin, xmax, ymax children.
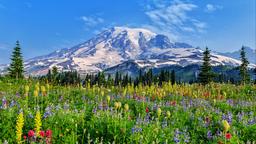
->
<box><xmin>0</xmin><ymin>0</ymin><xmax>255</xmax><ymax>64</ymax></box>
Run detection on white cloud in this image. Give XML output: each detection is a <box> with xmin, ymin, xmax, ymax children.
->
<box><xmin>144</xmin><ymin>0</ymin><xmax>206</xmax><ymax>41</ymax></box>
<box><xmin>205</xmin><ymin>4</ymin><xmax>223</xmax><ymax>13</ymax></box>
<box><xmin>81</xmin><ymin>16</ymin><xmax>104</xmax><ymax>27</ymax></box>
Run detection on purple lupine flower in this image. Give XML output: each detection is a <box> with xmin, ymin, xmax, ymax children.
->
<box><xmin>237</xmin><ymin>112</ymin><xmax>244</xmax><ymax>122</ymax></box>
<box><xmin>184</xmin><ymin>129</ymin><xmax>190</xmax><ymax>143</ymax></box>
<box><xmin>93</xmin><ymin>107</ymin><xmax>97</xmax><ymax>114</ymax></box>
<box><xmin>1</xmin><ymin>97</ymin><xmax>7</xmax><ymax>109</ymax></box>
<box><xmin>207</xmin><ymin>130</ymin><xmax>213</xmax><ymax>139</ymax></box>
<box><xmin>131</xmin><ymin>127</ymin><xmax>142</xmax><ymax>134</ymax></box>
<box><xmin>153</xmin><ymin>103</ymin><xmax>158</xmax><ymax>111</ymax></box>
<box><xmin>174</xmin><ymin>129</ymin><xmax>180</xmax><ymax>144</ymax></box>
<box><xmin>227</xmin><ymin>99</ymin><xmax>233</xmax><ymax>106</ymax></box>
<box><xmin>43</xmin><ymin>105</ymin><xmax>53</xmax><ymax>119</ymax></box>
<box><xmin>98</xmin><ymin>102</ymin><xmax>103</xmax><ymax>110</ymax></box>
<box><xmin>173</xmin><ymin>137</ymin><xmax>180</xmax><ymax>143</ymax></box>
<box><xmin>173</xmin><ymin>129</ymin><xmax>182</xmax><ymax>143</ymax></box>
<box><xmin>9</xmin><ymin>100</ymin><xmax>16</xmax><ymax>107</ymax></box>
<box><xmin>144</xmin><ymin>113</ymin><xmax>151</xmax><ymax>124</ymax></box>
<box><xmin>248</xmin><ymin>118</ymin><xmax>255</xmax><ymax>125</ymax></box>
<box><xmin>216</xmin><ymin>129</ymin><xmax>222</xmax><ymax>136</ymax></box>
<box><xmin>227</xmin><ymin>112</ymin><xmax>233</xmax><ymax>124</ymax></box>
<box><xmin>16</xmin><ymin>92</ymin><xmax>21</xmax><ymax>98</ymax></box>
<box><xmin>222</xmin><ymin>113</ymin><xmax>226</xmax><ymax>120</ymax></box>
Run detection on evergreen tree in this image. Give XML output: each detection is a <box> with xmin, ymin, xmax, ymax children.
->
<box><xmin>146</xmin><ymin>69</ymin><xmax>153</xmax><ymax>86</ymax></box>
<box><xmin>8</xmin><ymin>41</ymin><xmax>24</xmax><ymax>79</ymax></box>
<box><xmin>239</xmin><ymin>46</ymin><xmax>250</xmax><ymax>84</ymax></box>
<box><xmin>52</xmin><ymin>66</ymin><xmax>58</xmax><ymax>77</ymax></box>
<box><xmin>46</xmin><ymin>69</ymin><xmax>52</xmax><ymax>82</ymax></box>
<box><xmin>254</xmin><ymin>67</ymin><xmax>256</xmax><ymax>84</ymax></box>
<box><xmin>198</xmin><ymin>47</ymin><xmax>214</xmax><ymax>85</ymax></box>
<box><xmin>171</xmin><ymin>70</ymin><xmax>175</xmax><ymax>85</ymax></box>
<box><xmin>114</xmin><ymin>71</ymin><xmax>119</xmax><ymax>86</ymax></box>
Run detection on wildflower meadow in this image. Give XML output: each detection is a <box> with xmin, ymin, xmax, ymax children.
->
<box><xmin>0</xmin><ymin>79</ymin><xmax>255</xmax><ymax>143</ymax></box>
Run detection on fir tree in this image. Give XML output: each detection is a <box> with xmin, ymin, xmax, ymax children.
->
<box><xmin>52</xmin><ymin>66</ymin><xmax>58</xmax><ymax>77</ymax></box>
<box><xmin>198</xmin><ymin>47</ymin><xmax>214</xmax><ymax>85</ymax></box>
<box><xmin>254</xmin><ymin>67</ymin><xmax>256</xmax><ymax>84</ymax></box>
<box><xmin>8</xmin><ymin>41</ymin><xmax>24</xmax><ymax>79</ymax></box>
<box><xmin>239</xmin><ymin>46</ymin><xmax>250</xmax><ymax>84</ymax></box>
<box><xmin>171</xmin><ymin>70</ymin><xmax>175</xmax><ymax>85</ymax></box>
<box><xmin>114</xmin><ymin>71</ymin><xmax>119</xmax><ymax>86</ymax></box>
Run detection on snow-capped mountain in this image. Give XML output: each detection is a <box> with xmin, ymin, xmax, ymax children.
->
<box><xmin>1</xmin><ymin>27</ymin><xmax>253</xmax><ymax>75</ymax></box>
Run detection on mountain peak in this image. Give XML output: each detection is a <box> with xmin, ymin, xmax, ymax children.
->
<box><xmin>1</xmin><ymin>26</ymin><xmax>248</xmax><ymax>75</ymax></box>
<box><xmin>111</xmin><ymin>26</ymin><xmax>156</xmax><ymax>35</ymax></box>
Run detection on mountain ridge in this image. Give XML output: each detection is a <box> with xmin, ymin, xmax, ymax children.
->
<box><xmin>0</xmin><ymin>27</ymin><xmax>254</xmax><ymax>76</ymax></box>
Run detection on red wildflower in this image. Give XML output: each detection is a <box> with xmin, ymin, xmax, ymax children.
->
<box><xmin>23</xmin><ymin>135</ymin><xmax>27</xmax><ymax>140</ymax></box>
<box><xmin>225</xmin><ymin>133</ymin><xmax>232</xmax><ymax>140</ymax></box>
<box><xmin>39</xmin><ymin>130</ymin><xmax>45</xmax><ymax>137</ymax></box>
<box><xmin>146</xmin><ymin>107</ymin><xmax>149</xmax><ymax>113</ymax></box>
<box><xmin>171</xmin><ymin>101</ymin><xmax>176</xmax><ymax>106</ymax></box>
<box><xmin>28</xmin><ymin>130</ymin><xmax>35</xmax><ymax>137</ymax></box>
<box><xmin>46</xmin><ymin>130</ymin><xmax>52</xmax><ymax>138</ymax></box>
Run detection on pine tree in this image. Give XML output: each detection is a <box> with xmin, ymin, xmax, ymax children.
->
<box><xmin>8</xmin><ymin>41</ymin><xmax>24</xmax><ymax>79</ymax></box>
<box><xmin>198</xmin><ymin>47</ymin><xmax>214</xmax><ymax>85</ymax></box>
<box><xmin>239</xmin><ymin>46</ymin><xmax>250</xmax><ymax>84</ymax></box>
<box><xmin>52</xmin><ymin>66</ymin><xmax>58</xmax><ymax>77</ymax></box>
<box><xmin>171</xmin><ymin>70</ymin><xmax>175</xmax><ymax>85</ymax></box>
<box><xmin>114</xmin><ymin>71</ymin><xmax>119</xmax><ymax>86</ymax></box>
<box><xmin>254</xmin><ymin>67</ymin><xmax>256</xmax><ymax>84</ymax></box>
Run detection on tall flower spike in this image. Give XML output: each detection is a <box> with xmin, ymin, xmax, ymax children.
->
<box><xmin>41</xmin><ymin>86</ymin><xmax>46</xmax><ymax>96</ymax></box>
<box><xmin>25</xmin><ymin>85</ymin><xmax>29</xmax><ymax>93</ymax></box>
<box><xmin>34</xmin><ymin>90</ymin><xmax>39</xmax><ymax>97</ymax></box>
<box><xmin>16</xmin><ymin>112</ymin><xmax>24</xmax><ymax>143</ymax></box>
<box><xmin>222</xmin><ymin>120</ymin><xmax>230</xmax><ymax>132</ymax></box>
<box><xmin>106</xmin><ymin>95</ymin><xmax>110</xmax><ymax>104</ymax></box>
<box><xmin>157</xmin><ymin>108</ymin><xmax>162</xmax><ymax>118</ymax></box>
<box><xmin>124</xmin><ymin>104</ymin><xmax>129</xmax><ymax>112</ymax></box>
<box><xmin>35</xmin><ymin>111</ymin><xmax>42</xmax><ymax>137</ymax></box>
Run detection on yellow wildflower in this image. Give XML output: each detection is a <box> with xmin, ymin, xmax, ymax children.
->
<box><xmin>166</xmin><ymin>111</ymin><xmax>171</xmax><ymax>118</ymax></box>
<box><xmin>41</xmin><ymin>86</ymin><xmax>46</xmax><ymax>96</ymax></box>
<box><xmin>118</xmin><ymin>102</ymin><xmax>122</xmax><ymax>109</ymax></box>
<box><xmin>41</xmin><ymin>86</ymin><xmax>46</xmax><ymax>93</ymax></box>
<box><xmin>33</xmin><ymin>90</ymin><xmax>39</xmax><ymax>97</ymax></box>
<box><xmin>222</xmin><ymin>120</ymin><xmax>230</xmax><ymax>132</ymax></box>
<box><xmin>124</xmin><ymin>104</ymin><xmax>129</xmax><ymax>112</ymax></box>
<box><xmin>106</xmin><ymin>95</ymin><xmax>111</xmax><ymax>104</ymax></box>
<box><xmin>16</xmin><ymin>112</ymin><xmax>24</xmax><ymax>143</ymax></box>
<box><xmin>114</xmin><ymin>102</ymin><xmax>119</xmax><ymax>109</ymax></box>
<box><xmin>157</xmin><ymin>108</ymin><xmax>162</xmax><ymax>117</ymax></box>
<box><xmin>46</xmin><ymin>84</ymin><xmax>50</xmax><ymax>91</ymax></box>
<box><xmin>25</xmin><ymin>85</ymin><xmax>29</xmax><ymax>93</ymax></box>
<box><xmin>35</xmin><ymin>111</ymin><xmax>42</xmax><ymax>137</ymax></box>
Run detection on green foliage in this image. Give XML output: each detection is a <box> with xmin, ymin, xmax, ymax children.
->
<box><xmin>0</xmin><ymin>80</ymin><xmax>255</xmax><ymax>143</ymax></box>
<box><xmin>239</xmin><ymin>46</ymin><xmax>250</xmax><ymax>84</ymax></box>
<box><xmin>8</xmin><ymin>41</ymin><xmax>24</xmax><ymax>79</ymax></box>
<box><xmin>198</xmin><ymin>47</ymin><xmax>215</xmax><ymax>85</ymax></box>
